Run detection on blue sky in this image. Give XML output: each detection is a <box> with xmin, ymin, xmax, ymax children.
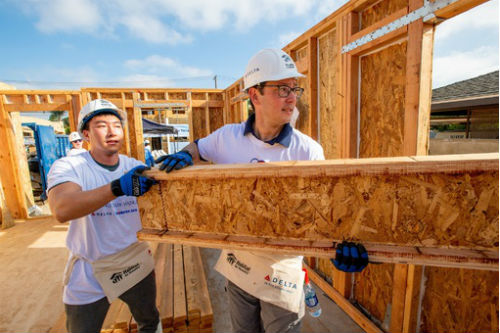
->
<box><xmin>0</xmin><ymin>0</ymin><xmax>497</xmax><ymax>90</ymax></box>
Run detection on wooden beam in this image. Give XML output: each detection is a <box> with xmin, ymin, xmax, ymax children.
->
<box><xmin>308</xmin><ymin>37</ymin><xmax>319</xmax><ymax>141</ymax></box>
<box><xmin>304</xmin><ymin>263</ymin><xmax>383</xmax><ymax>333</ymax></box>
<box><xmin>4</xmin><ymin>103</ymin><xmax>71</xmax><ymax>112</ymax></box>
<box><xmin>390</xmin><ymin>264</ymin><xmax>409</xmax><ymax>333</ymax></box>
<box><xmin>403</xmin><ymin>0</ymin><xmax>425</xmax><ymax>156</ymax></box>
<box><xmin>433</xmin><ymin>0</ymin><xmax>488</xmax><ymax>19</ymax></box>
<box><xmin>205</xmin><ymin>92</ymin><xmax>210</xmax><ymax>136</ymax></box>
<box><xmin>142</xmin><ymin>153</ymin><xmax>498</xmax><ymax>180</ymax></box>
<box><xmin>416</xmin><ymin>24</ymin><xmax>435</xmax><ymax>156</ymax></box>
<box><xmin>138</xmin><ymin>229</ymin><xmax>498</xmax><ymax>271</ymax></box>
<box><xmin>0</xmin><ymin>99</ymin><xmax>27</xmax><ymax>219</ymax></box>
<box><xmin>402</xmin><ymin>264</ymin><xmax>423</xmax><ymax>333</ymax></box>
<box><xmin>130</xmin><ymin>92</ymin><xmax>145</xmax><ymax>161</ymax></box>
<box><xmin>187</xmin><ymin>92</ymin><xmax>194</xmax><ymax>142</ymax></box>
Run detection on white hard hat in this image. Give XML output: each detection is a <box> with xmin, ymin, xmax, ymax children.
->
<box><xmin>243</xmin><ymin>48</ymin><xmax>305</xmax><ymax>91</ymax></box>
<box><xmin>77</xmin><ymin>99</ymin><xmax>127</xmax><ymax>135</ymax></box>
<box><xmin>68</xmin><ymin>131</ymin><xmax>82</xmax><ymax>142</ymax></box>
<box><xmin>144</xmin><ymin>139</ymin><xmax>150</xmax><ymax>144</ymax></box>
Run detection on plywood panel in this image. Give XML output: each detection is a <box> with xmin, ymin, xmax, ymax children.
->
<box><xmin>360</xmin><ymin>0</ymin><xmax>409</xmax><ymax>29</ymax></box>
<box><xmin>192</xmin><ymin>107</ymin><xmax>207</xmax><ymax>141</ymax></box>
<box><xmin>354</xmin><ymin>263</ymin><xmax>395</xmax><ymax>326</ymax></box>
<box><xmin>296</xmin><ymin>76</ymin><xmax>310</xmax><ymax>135</ymax></box>
<box><xmin>318</xmin><ymin>28</ymin><xmax>340</xmax><ymax>159</ymax></box>
<box><xmin>359</xmin><ymin>42</ymin><xmax>407</xmax><ymax>158</ymax></box>
<box><xmin>420</xmin><ymin>267</ymin><xmax>499</xmax><ymax>333</ymax></box>
<box><xmin>209</xmin><ymin>107</ymin><xmax>224</xmax><ymax>133</ymax></box>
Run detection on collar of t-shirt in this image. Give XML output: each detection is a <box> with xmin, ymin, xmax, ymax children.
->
<box><xmin>243</xmin><ymin>113</ymin><xmax>292</xmax><ymax>147</ymax></box>
<box><xmin>91</xmin><ymin>154</ymin><xmax>120</xmax><ymax>171</ymax></box>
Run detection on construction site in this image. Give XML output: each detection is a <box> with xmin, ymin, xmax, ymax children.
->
<box><xmin>0</xmin><ymin>0</ymin><xmax>498</xmax><ymax>332</ymax></box>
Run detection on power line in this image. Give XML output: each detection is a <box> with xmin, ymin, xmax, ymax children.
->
<box><xmin>0</xmin><ymin>75</ymin><xmax>238</xmax><ymax>86</ymax></box>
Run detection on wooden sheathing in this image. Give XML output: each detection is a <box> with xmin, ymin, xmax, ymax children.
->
<box><xmin>318</xmin><ymin>28</ymin><xmax>340</xmax><ymax>159</ymax></box>
<box><xmin>420</xmin><ymin>267</ymin><xmax>499</xmax><ymax>333</ymax></box>
<box><xmin>138</xmin><ymin>154</ymin><xmax>498</xmax><ymax>267</ymax></box>
<box><xmin>292</xmin><ymin>46</ymin><xmax>311</xmax><ymax>136</ymax></box>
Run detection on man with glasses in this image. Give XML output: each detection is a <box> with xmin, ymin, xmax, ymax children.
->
<box><xmin>67</xmin><ymin>131</ymin><xmax>87</xmax><ymax>156</ymax></box>
<box><xmin>155</xmin><ymin>48</ymin><xmax>367</xmax><ymax>332</ymax></box>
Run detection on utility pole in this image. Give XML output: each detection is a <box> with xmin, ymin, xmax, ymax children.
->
<box><xmin>213</xmin><ymin>75</ymin><xmax>218</xmax><ymax>89</ymax></box>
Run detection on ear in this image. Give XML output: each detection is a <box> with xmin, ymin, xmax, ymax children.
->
<box><xmin>82</xmin><ymin>129</ymin><xmax>90</xmax><ymax>141</ymax></box>
<box><xmin>248</xmin><ymin>87</ymin><xmax>261</xmax><ymax>106</ymax></box>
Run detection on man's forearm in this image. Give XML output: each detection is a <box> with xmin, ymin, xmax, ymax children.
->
<box><xmin>49</xmin><ymin>183</ymin><xmax>117</xmax><ymax>222</ymax></box>
<box><xmin>181</xmin><ymin>142</ymin><xmax>202</xmax><ymax>163</ymax></box>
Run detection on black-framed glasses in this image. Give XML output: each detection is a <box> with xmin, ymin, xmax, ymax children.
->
<box><xmin>262</xmin><ymin>84</ymin><xmax>304</xmax><ymax>98</ymax></box>
<box><xmin>72</xmin><ymin>139</ymin><xmax>82</xmax><ymax>143</ymax></box>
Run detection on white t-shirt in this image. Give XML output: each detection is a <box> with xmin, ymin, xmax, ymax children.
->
<box><xmin>198</xmin><ymin>122</ymin><xmax>325</xmax><ymax>295</ymax></box>
<box><xmin>47</xmin><ymin>151</ymin><xmax>143</xmax><ymax>305</ymax></box>
<box><xmin>67</xmin><ymin>148</ymin><xmax>87</xmax><ymax>156</ymax></box>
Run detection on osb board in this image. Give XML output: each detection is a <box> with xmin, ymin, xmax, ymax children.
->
<box><xmin>169</xmin><ymin>92</ymin><xmax>187</xmax><ymax>100</ymax></box>
<box><xmin>209</xmin><ymin>107</ymin><xmax>224</xmax><ymax>133</ymax></box>
<box><xmin>145</xmin><ymin>92</ymin><xmax>165</xmax><ymax>100</ymax></box>
<box><xmin>208</xmin><ymin>92</ymin><xmax>223</xmax><ymax>101</ymax></box>
<box><xmin>318</xmin><ymin>28</ymin><xmax>340</xmax><ymax>159</ymax></box>
<box><xmin>360</xmin><ymin>0</ymin><xmax>409</xmax><ymax>29</ymax></box>
<box><xmin>191</xmin><ymin>92</ymin><xmax>206</xmax><ymax>100</ymax></box>
<box><xmin>354</xmin><ymin>263</ymin><xmax>395</xmax><ymax>325</ymax></box>
<box><xmin>138</xmin><ymin>160</ymin><xmax>499</xmax><ymax>250</ymax></box>
<box><xmin>99</xmin><ymin>92</ymin><xmax>123</xmax><ymax>99</ymax></box>
<box><xmin>359</xmin><ymin>42</ymin><xmax>407</xmax><ymax>158</ymax></box>
<box><xmin>316</xmin><ymin>258</ymin><xmax>335</xmax><ymax>283</ymax></box>
<box><xmin>296</xmin><ymin>75</ymin><xmax>310</xmax><ymax>135</ymax></box>
<box><xmin>192</xmin><ymin>107</ymin><xmax>208</xmax><ymax>141</ymax></box>
<box><xmin>420</xmin><ymin>267</ymin><xmax>499</xmax><ymax>333</ymax></box>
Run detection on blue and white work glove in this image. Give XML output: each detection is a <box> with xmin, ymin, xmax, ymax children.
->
<box><xmin>330</xmin><ymin>241</ymin><xmax>369</xmax><ymax>273</ymax></box>
<box><xmin>111</xmin><ymin>165</ymin><xmax>157</xmax><ymax>197</ymax></box>
<box><xmin>155</xmin><ymin>151</ymin><xmax>193</xmax><ymax>173</ymax></box>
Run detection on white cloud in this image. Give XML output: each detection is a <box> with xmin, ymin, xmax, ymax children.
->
<box><xmin>435</xmin><ymin>0</ymin><xmax>499</xmax><ymax>41</ymax></box>
<box><xmin>20</xmin><ymin>0</ymin><xmax>328</xmax><ymax>43</ymax></box>
<box><xmin>33</xmin><ymin>0</ymin><xmax>101</xmax><ymax>34</ymax></box>
<box><xmin>116</xmin><ymin>74</ymin><xmax>176</xmax><ymax>87</ymax></box>
<box><xmin>125</xmin><ymin>55</ymin><xmax>212</xmax><ymax>77</ymax></box>
<box><xmin>278</xmin><ymin>31</ymin><xmax>302</xmax><ymax>48</ymax></box>
<box><xmin>432</xmin><ymin>46</ymin><xmax>499</xmax><ymax>88</ymax></box>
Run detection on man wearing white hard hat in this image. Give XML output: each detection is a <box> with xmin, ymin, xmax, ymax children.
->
<box><xmin>155</xmin><ymin>48</ymin><xmax>369</xmax><ymax>332</ymax></box>
<box><xmin>47</xmin><ymin>99</ymin><xmax>161</xmax><ymax>333</ymax></box>
<box><xmin>144</xmin><ymin>139</ymin><xmax>155</xmax><ymax>167</ymax></box>
<box><xmin>67</xmin><ymin>131</ymin><xmax>87</xmax><ymax>156</ymax></box>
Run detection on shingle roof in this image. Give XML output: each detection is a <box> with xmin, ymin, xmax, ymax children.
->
<box><xmin>432</xmin><ymin>71</ymin><xmax>499</xmax><ymax>102</ymax></box>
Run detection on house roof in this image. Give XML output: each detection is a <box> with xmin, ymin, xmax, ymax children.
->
<box><xmin>432</xmin><ymin>71</ymin><xmax>499</xmax><ymax>103</ymax></box>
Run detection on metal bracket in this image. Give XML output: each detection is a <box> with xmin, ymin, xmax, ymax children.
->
<box><xmin>342</xmin><ymin>0</ymin><xmax>459</xmax><ymax>54</ymax></box>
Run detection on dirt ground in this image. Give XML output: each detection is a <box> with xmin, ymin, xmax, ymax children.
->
<box><xmin>0</xmin><ymin>217</ymin><xmax>363</xmax><ymax>333</ymax></box>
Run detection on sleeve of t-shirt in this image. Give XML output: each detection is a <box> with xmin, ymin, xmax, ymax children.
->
<box><xmin>47</xmin><ymin>158</ymin><xmax>83</xmax><ymax>192</ymax></box>
<box><xmin>197</xmin><ymin>126</ymin><xmax>224</xmax><ymax>162</ymax></box>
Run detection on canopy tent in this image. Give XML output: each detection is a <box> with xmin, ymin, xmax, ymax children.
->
<box><xmin>142</xmin><ymin>118</ymin><xmax>178</xmax><ymax>137</ymax></box>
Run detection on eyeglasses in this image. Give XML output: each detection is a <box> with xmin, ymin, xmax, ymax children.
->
<box><xmin>72</xmin><ymin>140</ymin><xmax>82</xmax><ymax>143</ymax></box>
<box><xmin>261</xmin><ymin>84</ymin><xmax>304</xmax><ymax>98</ymax></box>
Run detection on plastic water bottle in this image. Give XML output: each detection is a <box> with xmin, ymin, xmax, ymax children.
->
<box><xmin>303</xmin><ymin>268</ymin><xmax>322</xmax><ymax>317</ymax></box>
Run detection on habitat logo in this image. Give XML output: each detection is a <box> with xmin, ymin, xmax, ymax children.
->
<box><xmin>264</xmin><ymin>275</ymin><xmax>298</xmax><ymax>293</ymax></box>
<box><xmin>109</xmin><ymin>263</ymin><xmax>141</xmax><ymax>284</ymax></box>
<box><xmin>226</xmin><ymin>253</ymin><xmax>251</xmax><ymax>274</ymax></box>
